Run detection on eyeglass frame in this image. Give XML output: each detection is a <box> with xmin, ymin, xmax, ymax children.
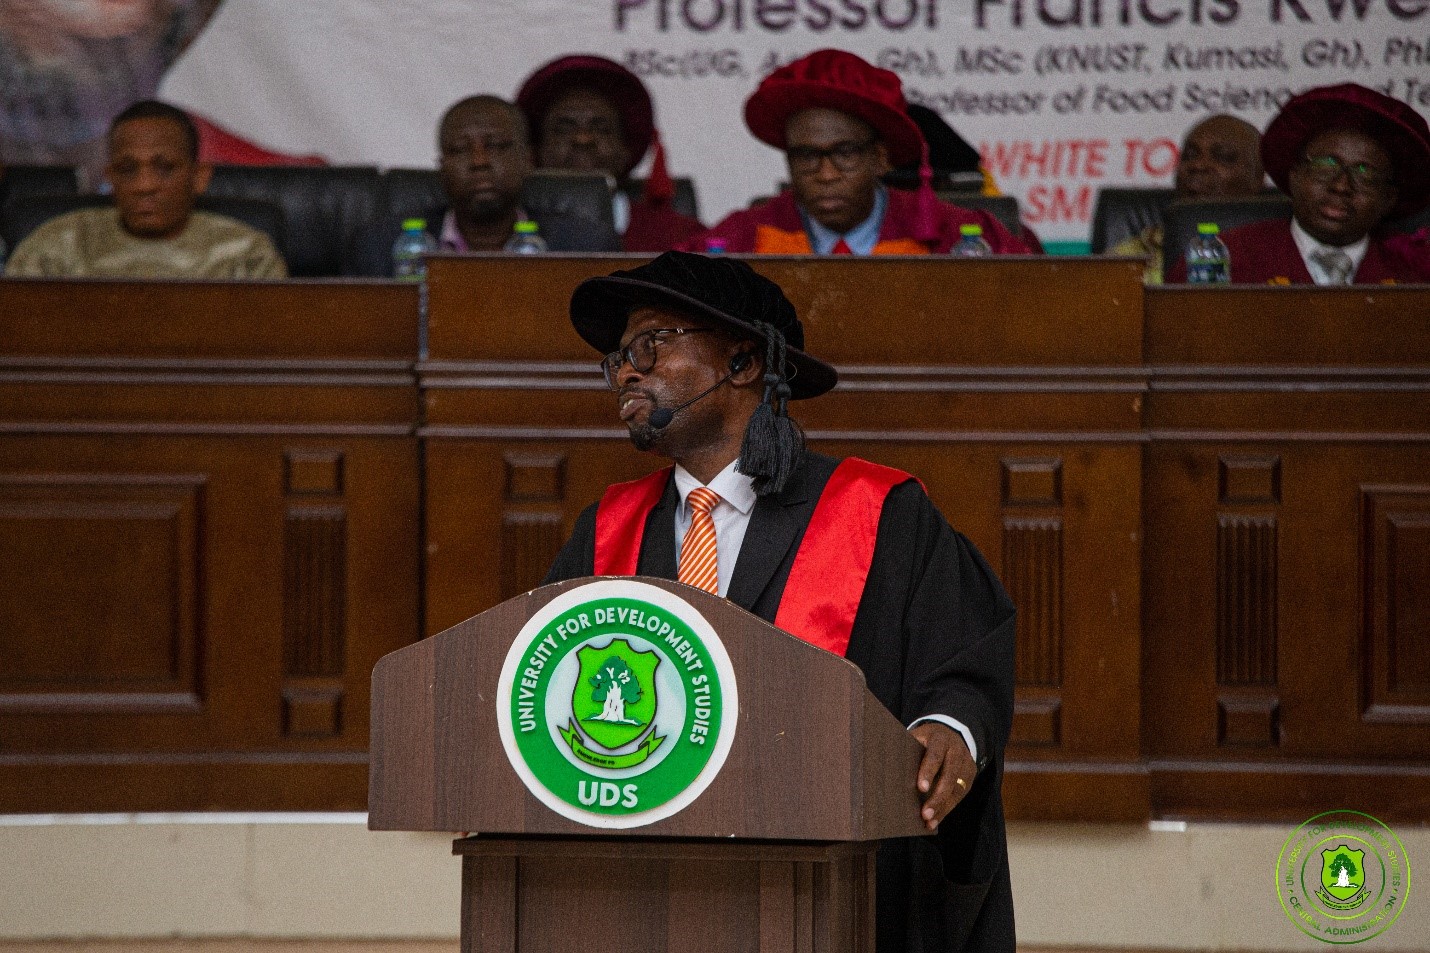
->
<box><xmin>600</xmin><ymin>327</ymin><xmax>718</xmax><ymax>390</ymax></box>
<box><xmin>785</xmin><ymin>137</ymin><xmax>880</xmax><ymax>175</ymax></box>
<box><xmin>1295</xmin><ymin>153</ymin><xmax>1395</xmax><ymax>193</ymax></box>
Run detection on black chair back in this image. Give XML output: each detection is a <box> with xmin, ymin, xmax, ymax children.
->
<box><xmin>380</xmin><ymin>169</ymin><xmax>617</xmax><ymax>232</ymax></box>
<box><xmin>1090</xmin><ymin>187</ymin><xmax>1178</xmax><ymax>254</ymax></box>
<box><xmin>0</xmin><ymin>165</ymin><xmax>80</xmax><ymax>208</ymax></box>
<box><xmin>621</xmin><ymin>177</ymin><xmax>701</xmax><ymax>222</ymax></box>
<box><xmin>379</xmin><ymin>168</ymin><xmax>447</xmax><ymax>226</ymax></box>
<box><xmin>1387</xmin><ymin>204</ymin><xmax>1430</xmax><ymax>236</ymax></box>
<box><xmin>522</xmin><ymin>171</ymin><xmax>616</xmax><ymax>229</ymax></box>
<box><xmin>1</xmin><ymin>194</ymin><xmax>288</xmax><ymax>265</ymax></box>
<box><xmin>938</xmin><ymin>193</ymin><xmax>1022</xmax><ymax>238</ymax></box>
<box><xmin>205</xmin><ymin>165</ymin><xmax>379</xmax><ymax>277</ymax></box>
<box><xmin>1161</xmin><ymin>196</ymin><xmax>1293</xmax><ymax>278</ymax></box>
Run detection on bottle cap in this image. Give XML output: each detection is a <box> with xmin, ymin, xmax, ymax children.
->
<box><xmin>959</xmin><ymin>223</ymin><xmax>984</xmax><ymax>237</ymax></box>
<box><xmin>705</xmin><ymin>238</ymin><xmax>729</xmax><ymax>254</ymax></box>
<box><xmin>402</xmin><ymin>218</ymin><xmax>426</xmax><ymax>231</ymax></box>
<box><xmin>1197</xmin><ymin>222</ymin><xmax>1220</xmax><ymax>235</ymax></box>
<box><xmin>514</xmin><ymin>220</ymin><xmax>540</xmax><ymax>234</ymax></box>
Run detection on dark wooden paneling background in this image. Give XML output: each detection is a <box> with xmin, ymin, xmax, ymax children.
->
<box><xmin>3</xmin><ymin>262</ymin><xmax>1427</xmax><ymax>821</ymax></box>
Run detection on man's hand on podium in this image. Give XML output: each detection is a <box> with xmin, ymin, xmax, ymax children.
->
<box><xmin>910</xmin><ymin>721</ymin><xmax>976</xmax><ymax>832</ymax></box>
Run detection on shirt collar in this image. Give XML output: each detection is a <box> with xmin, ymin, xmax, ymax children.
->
<box><xmin>802</xmin><ymin>184</ymin><xmax>888</xmax><ymax>255</ymax></box>
<box><xmin>672</xmin><ymin>459</ymin><xmax>756</xmax><ymax>516</ymax></box>
<box><xmin>439</xmin><ymin>207</ymin><xmax>532</xmax><ymax>252</ymax></box>
<box><xmin>1291</xmin><ymin>217</ymin><xmax>1369</xmax><ymax>281</ymax></box>
<box><xmin>612</xmin><ymin>190</ymin><xmax>630</xmax><ymax>236</ymax></box>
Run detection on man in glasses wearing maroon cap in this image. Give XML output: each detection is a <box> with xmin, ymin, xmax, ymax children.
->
<box><xmin>682</xmin><ymin>49</ymin><xmax>1029</xmax><ymax>256</ymax></box>
<box><xmin>1170</xmin><ymin>83</ymin><xmax>1429</xmax><ymax>284</ymax></box>
<box><xmin>517</xmin><ymin>54</ymin><xmax>705</xmax><ymax>252</ymax></box>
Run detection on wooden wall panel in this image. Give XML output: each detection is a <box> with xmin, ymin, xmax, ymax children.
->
<box><xmin>3</xmin><ymin>271</ymin><xmax>1428</xmax><ymax>824</ymax></box>
<box><xmin>0</xmin><ymin>281</ymin><xmax>420</xmax><ymax>812</ymax></box>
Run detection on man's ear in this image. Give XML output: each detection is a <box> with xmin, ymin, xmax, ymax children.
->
<box><xmin>191</xmin><ymin>161</ymin><xmax>214</xmax><ymax>196</ymax></box>
<box><xmin>728</xmin><ymin>348</ymin><xmax>763</xmax><ymax>387</ymax></box>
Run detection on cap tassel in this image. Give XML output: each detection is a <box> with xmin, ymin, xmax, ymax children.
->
<box><xmin>738</xmin><ymin>322</ymin><xmax>805</xmax><ymax>497</ymax></box>
<box><xmin>912</xmin><ymin>141</ymin><xmax>943</xmax><ymax>244</ymax></box>
<box><xmin>645</xmin><ymin>130</ymin><xmax>675</xmax><ymax>206</ymax></box>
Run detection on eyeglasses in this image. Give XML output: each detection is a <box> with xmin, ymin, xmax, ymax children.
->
<box><xmin>786</xmin><ymin>138</ymin><xmax>878</xmax><ymax>175</ymax></box>
<box><xmin>601</xmin><ymin>327</ymin><xmax>714</xmax><ymax>390</ymax></box>
<box><xmin>1297</xmin><ymin>154</ymin><xmax>1393</xmax><ymax>192</ymax></box>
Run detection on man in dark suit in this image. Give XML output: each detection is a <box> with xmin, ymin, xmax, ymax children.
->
<box><xmin>349</xmin><ymin>95</ymin><xmax>618</xmax><ymax>275</ymax></box>
<box><xmin>544</xmin><ymin>251</ymin><xmax>1017</xmax><ymax>953</ymax></box>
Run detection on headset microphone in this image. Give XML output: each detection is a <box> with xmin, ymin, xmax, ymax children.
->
<box><xmin>648</xmin><ymin>354</ymin><xmax>753</xmax><ymax>430</ymax></box>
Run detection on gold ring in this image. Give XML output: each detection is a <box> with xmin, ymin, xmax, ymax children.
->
<box><xmin>955</xmin><ymin>777</ymin><xmax>967</xmax><ymax>789</ymax></box>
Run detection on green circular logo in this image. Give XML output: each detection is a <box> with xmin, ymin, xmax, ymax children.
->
<box><xmin>496</xmin><ymin>580</ymin><xmax>738</xmax><ymax>828</ymax></box>
<box><xmin>1277</xmin><ymin>810</ymin><xmax>1410</xmax><ymax>943</ymax></box>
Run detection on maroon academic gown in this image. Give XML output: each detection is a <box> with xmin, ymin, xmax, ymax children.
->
<box><xmin>622</xmin><ymin>197</ymin><xmax>705</xmax><ymax>253</ymax></box>
<box><xmin>679</xmin><ymin>189</ymin><xmax>1031</xmax><ymax>255</ymax></box>
<box><xmin>1167</xmin><ymin>218</ymin><xmax>1430</xmax><ymax>284</ymax></box>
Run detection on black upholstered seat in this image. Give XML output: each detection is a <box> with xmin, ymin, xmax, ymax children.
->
<box><xmin>0</xmin><ymin>165</ymin><xmax>80</xmax><ymax>209</ymax></box>
<box><xmin>1090</xmin><ymin>187</ymin><xmax>1178</xmax><ymax>254</ymax></box>
<box><xmin>1160</xmin><ymin>196</ymin><xmax>1294</xmax><ymax>277</ymax></box>
<box><xmin>205</xmin><ymin>165</ymin><xmax>380</xmax><ymax>277</ymax></box>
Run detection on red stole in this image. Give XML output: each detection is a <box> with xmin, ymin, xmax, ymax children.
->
<box><xmin>592</xmin><ymin>459</ymin><xmax>913</xmax><ymax>657</ymax></box>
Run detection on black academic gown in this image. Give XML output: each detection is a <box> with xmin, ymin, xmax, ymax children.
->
<box><xmin>544</xmin><ymin>452</ymin><xmax>1017</xmax><ymax>953</ymax></box>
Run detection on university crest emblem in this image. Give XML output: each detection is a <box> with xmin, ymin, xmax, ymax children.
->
<box><xmin>495</xmin><ymin>580</ymin><xmax>738</xmax><ymax>829</ymax></box>
<box><xmin>1319</xmin><ymin>846</ymin><xmax>1367</xmax><ymax>908</ymax></box>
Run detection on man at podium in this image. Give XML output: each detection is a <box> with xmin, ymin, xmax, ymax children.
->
<box><xmin>544</xmin><ymin>251</ymin><xmax>1017</xmax><ymax>953</ymax></box>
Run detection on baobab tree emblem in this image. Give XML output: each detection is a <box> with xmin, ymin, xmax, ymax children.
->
<box><xmin>559</xmin><ymin>638</ymin><xmax>665</xmax><ymax>767</ymax></box>
<box><xmin>1320</xmin><ymin>847</ymin><xmax>1367</xmax><ymax>906</ymax></box>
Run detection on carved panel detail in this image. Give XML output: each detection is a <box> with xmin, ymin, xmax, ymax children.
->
<box><xmin>501</xmin><ymin>512</ymin><xmax>564</xmax><ymax>602</ymax></box>
<box><xmin>284</xmin><ymin>449</ymin><xmax>344</xmax><ymax>496</ymax></box>
<box><xmin>1361</xmin><ymin>487</ymin><xmax>1430</xmax><ymax>725</ymax></box>
<box><xmin>1004</xmin><ymin>517</ymin><xmax>1064</xmax><ymax>688</ymax></box>
<box><xmin>1219</xmin><ymin>455</ymin><xmax>1281</xmax><ymax>505</ymax></box>
<box><xmin>0</xmin><ymin>474</ymin><xmax>204</xmax><ymax>713</ymax></box>
<box><xmin>1216</xmin><ymin>515</ymin><xmax>1278</xmax><ymax>687</ymax></box>
<box><xmin>1001</xmin><ymin>457</ymin><xmax>1062</xmax><ymax>507</ymax></box>
<box><xmin>283</xmin><ymin>503</ymin><xmax>347</xmax><ymax>682</ymax></box>
<box><xmin>505</xmin><ymin>453</ymin><xmax>566</xmax><ymax>502</ymax></box>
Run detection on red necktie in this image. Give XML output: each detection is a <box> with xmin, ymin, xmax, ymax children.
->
<box><xmin>831</xmin><ymin>238</ymin><xmax>853</xmax><ymax>255</ymax></box>
<box><xmin>678</xmin><ymin>487</ymin><xmax>721</xmax><ymax>594</ymax></box>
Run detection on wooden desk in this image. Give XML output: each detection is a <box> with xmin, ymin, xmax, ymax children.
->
<box><xmin>0</xmin><ymin>279</ymin><xmax>421</xmax><ymax>811</ymax></box>
<box><xmin>3</xmin><ymin>266</ymin><xmax>1427</xmax><ymax>823</ymax></box>
<box><xmin>1143</xmin><ymin>285</ymin><xmax>1430</xmax><ymax>820</ymax></box>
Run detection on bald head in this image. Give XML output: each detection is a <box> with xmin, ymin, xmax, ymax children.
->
<box><xmin>436</xmin><ymin>95</ymin><xmax>532</xmax><ymax>224</ymax></box>
<box><xmin>439</xmin><ymin>95</ymin><xmax>527</xmax><ymax>145</ymax></box>
<box><xmin>1175</xmin><ymin>114</ymin><xmax>1264</xmax><ymax>201</ymax></box>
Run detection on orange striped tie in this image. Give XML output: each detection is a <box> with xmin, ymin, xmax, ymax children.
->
<box><xmin>678</xmin><ymin>487</ymin><xmax>721</xmax><ymax>594</ymax></box>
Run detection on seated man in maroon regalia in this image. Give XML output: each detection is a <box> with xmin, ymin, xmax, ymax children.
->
<box><xmin>681</xmin><ymin>49</ymin><xmax>1029</xmax><ymax>256</ymax></box>
<box><xmin>516</xmin><ymin>55</ymin><xmax>704</xmax><ymax>253</ymax></box>
<box><xmin>1169</xmin><ymin>84</ymin><xmax>1430</xmax><ymax>285</ymax></box>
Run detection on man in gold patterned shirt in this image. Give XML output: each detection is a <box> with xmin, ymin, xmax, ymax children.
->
<box><xmin>5</xmin><ymin>100</ymin><xmax>285</xmax><ymax>279</ymax></box>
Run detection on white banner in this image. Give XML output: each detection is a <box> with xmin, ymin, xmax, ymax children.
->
<box><xmin>160</xmin><ymin>0</ymin><xmax>1429</xmax><ymax>247</ymax></box>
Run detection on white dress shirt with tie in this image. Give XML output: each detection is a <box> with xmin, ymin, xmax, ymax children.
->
<box><xmin>671</xmin><ymin>458</ymin><xmax>980</xmax><ymax>764</ymax></box>
<box><xmin>1292</xmin><ymin>218</ymin><xmax>1368</xmax><ymax>285</ymax></box>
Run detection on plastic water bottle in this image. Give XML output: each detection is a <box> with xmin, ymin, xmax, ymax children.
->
<box><xmin>1186</xmin><ymin>222</ymin><xmax>1230</xmax><ymax>284</ymax></box>
<box><xmin>952</xmin><ymin>223</ymin><xmax>992</xmax><ymax>257</ymax></box>
<box><xmin>392</xmin><ymin>218</ymin><xmax>435</xmax><ymax>281</ymax></box>
<box><xmin>504</xmin><ymin>220</ymin><xmax>548</xmax><ymax>254</ymax></box>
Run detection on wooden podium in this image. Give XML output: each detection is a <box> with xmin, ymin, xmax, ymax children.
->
<box><xmin>369</xmin><ymin>576</ymin><xmax>928</xmax><ymax>952</ymax></box>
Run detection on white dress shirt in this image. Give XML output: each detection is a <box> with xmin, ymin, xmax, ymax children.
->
<box><xmin>1292</xmin><ymin>218</ymin><xmax>1368</xmax><ymax>285</ymax></box>
<box><xmin>671</xmin><ymin>459</ymin><xmax>979</xmax><ymax>763</ymax></box>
